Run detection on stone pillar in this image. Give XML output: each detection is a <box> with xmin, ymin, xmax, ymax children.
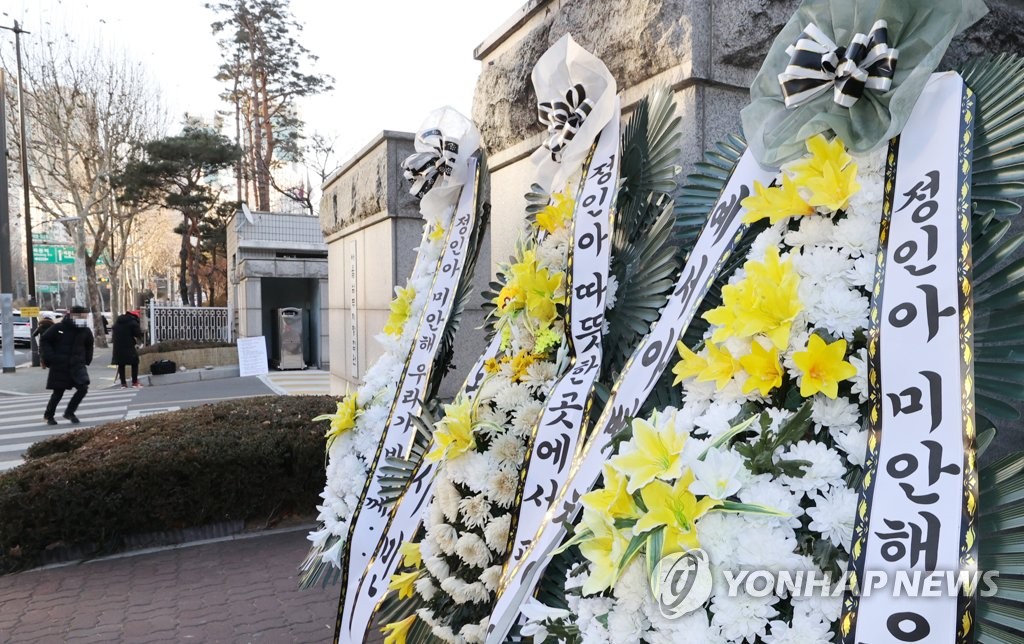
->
<box><xmin>471</xmin><ymin>0</ymin><xmax>1024</xmax><ymax>277</ymax></box>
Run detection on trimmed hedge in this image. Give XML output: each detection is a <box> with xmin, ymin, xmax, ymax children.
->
<box><xmin>0</xmin><ymin>395</ymin><xmax>332</xmax><ymax>573</ymax></box>
<box><xmin>138</xmin><ymin>340</ymin><xmax>236</xmax><ymax>355</ymax></box>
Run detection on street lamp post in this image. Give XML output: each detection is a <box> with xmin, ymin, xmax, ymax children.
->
<box><xmin>1</xmin><ymin>20</ymin><xmax>37</xmax><ymax>365</ymax></box>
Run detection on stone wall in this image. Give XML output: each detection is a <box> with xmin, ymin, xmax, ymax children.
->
<box><xmin>139</xmin><ymin>347</ymin><xmax>238</xmax><ymax>373</ymax></box>
<box><xmin>319</xmin><ymin>131</ymin><xmax>491</xmax><ymax>398</ymax></box>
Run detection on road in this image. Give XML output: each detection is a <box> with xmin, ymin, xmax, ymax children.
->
<box><xmin>0</xmin><ymin>372</ymin><xmax>276</xmax><ymax>472</ymax></box>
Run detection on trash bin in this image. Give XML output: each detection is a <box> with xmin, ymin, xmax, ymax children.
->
<box><xmin>273</xmin><ymin>307</ymin><xmax>306</xmax><ymax>370</ymax></box>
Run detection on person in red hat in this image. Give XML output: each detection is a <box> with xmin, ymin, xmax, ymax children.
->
<box><xmin>111</xmin><ymin>309</ymin><xmax>145</xmax><ymax>388</ymax></box>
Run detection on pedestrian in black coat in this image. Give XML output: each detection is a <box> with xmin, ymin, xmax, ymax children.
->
<box><xmin>111</xmin><ymin>310</ymin><xmax>144</xmax><ymax>388</ymax></box>
<box><xmin>39</xmin><ymin>305</ymin><xmax>94</xmax><ymax>425</ymax></box>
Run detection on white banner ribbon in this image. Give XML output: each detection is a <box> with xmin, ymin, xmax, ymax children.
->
<box><xmin>486</xmin><ymin>150</ymin><xmax>776</xmax><ymax>643</ymax></box>
<box><xmin>842</xmin><ymin>71</ymin><xmax>976</xmax><ymax>644</ymax></box>
<box><xmin>498</xmin><ymin>103</ymin><xmax>620</xmax><ymax>593</ymax></box>
<box><xmin>335</xmin><ymin>154</ymin><xmax>483</xmax><ymax>642</ymax></box>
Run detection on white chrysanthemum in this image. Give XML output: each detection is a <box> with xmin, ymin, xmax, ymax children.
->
<box><xmin>477</xmin><ymin>375</ymin><xmax>512</xmax><ymax>403</ymax></box>
<box><xmin>415</xmin><ymin>576</ymin><xmax>437</xmax><ymax>601</ymax></box>
<box><xmin>512</xmin><ymin>399</ymin><xmax>545</xmax><ymax>436</ymax></box>
<box><xmin>480</xmin><ymin>564</ymin><xmax>503</xmax><ymax>592</ymax></box>
<box><xmin>710</xmin><ymin>592</ymin><xmax>779</xmax><ymax>643</ymax></box>
<box><xmin>808</xmin><ymin>484</ymin><xmax>858</xmax><ymax>549</ymax></box>
<box><xmin>487</xmin><ymin>467</ymin><xmax>521</xmax><ymax>508</ymax></box>
<box><xmin>732</xmin><ymin>519</ymin><xmax>802</xmax><ymax>572</ymax></box>
<box><xmin>424</xmin><ymin>554</ymin><xmax>450</xmax><ymax>580</ymax></box>
<box><xmin>750</xmin><ymin>224</ymin><xmax>787</xmax><ymax>259</ymax></box>
<box><xmin>833</xmin><ymin>213</ymin><xmax>878</xmax><ymax>258</ymax></box>
<box><xmin>607</xmin><ymin>603</ymin><xmax>649</xmax><ymax>643</ymax></box>
<box><xmin>446</xmin><ymin>451</ymin><xmax>495</xmax><ymax>494</ymax></box>
<box><xmin>834</xmin><ymin>426</ymin><xmax>868</xmax><ymax>467</ymax></box>
<box><xmin>484</xmin><ymin>513</ymin><xmax>512</xmax><ymax>554</ymax></box>
<box><xmin>455</xmin><ymin>532</ymin><xmax>492</xmax><ymax>569</ymax></box>
<box><xmin>493</xmin><ymin>382</ymin><xmax>532</xmax><ymax>413</ymax></box>
<box><xmin>576</xmin><ymin>594</ymin><xmax>614</xmax><ymax>642</ymax></box>
<box><xmin>460</xmin><ymin>620</ymin><xmax>488</xmax><ymax>644</ymax></box>
<box><xmin>440</xmin><ymin>577</ymin><xmax>491</xmax><ymax>605</ymax></box>
<box><xmin>435</xmin><ymin>477</ymin><xmax>462</xmax><ymax>523</ymax></box>
<box><xmin>763</xmin><ymin>612</ymin><xmax>834</xmax><ymax>644</ymax></box>
<box><xmin>781</xmin><ymin>441</ymin><xmax>847</xmax><ymax>495</ymax></box>
<box><xmin>459</xmin><ymin>494</ymin><xmax>493</xmax><ymax>529</ymax></box>
<box><xmin>682</xmin><ymin>378</ymin><xmax>717</xmax><ymax>413</ymax></box>
<box><xmin>694</xmin><ymin>512</ymin><xmax>743</xmax><ymax>569</ymax></box>
<box><xmin>792</xmin><ymin>583</ymin><xmax>844</xmax><ymax>623</ymax></box>
<box><xmin>784</xmin><ymin>216</ymin><xmax>835</xmax><ymax>249</ymax></box>
<box><xmin>807</xmin><ymin>282</ymin><xmax>869</xmax><ymax>339</ymax></box>
<box><xmin>849</xmin><ymin>348</ymin><xmax>869</xmax><ymax>402</ymax></box>
<box><xmin>522</xmin><ymin>360</ymin><xmax>558</xmax><ymax>388</ymax></box>
<box><xmin>429</xmin><ymin>523</ymin><xmax>459</xmax><ymax>556</ymax></box>
<box><xmin>811</xmin><ymin>395</ymin><xmax>860</xmax><ymax>430</ymax></box>
<box><xmin>739</xmin><ymin>474</ymin><xmax>803</xmax><ymax>528</ymax></box>
<box><xmin>846</xmin><ymin>254</ymin><xmax>875</xmax><ymax>289</ymax></box>
<box><xmin>487</xmin><ymin>432</ymin><xmax>526</xmax><ymax>469</ymax></box>
<box><xmin>793</xmin><ymin>246</ymin><xmax>854</xmax><ymax>286</ymax></box>
<box><xmin>689</xmin><ymin>447</ymin><xmax>746</xmax><ymax>499</ymax></box>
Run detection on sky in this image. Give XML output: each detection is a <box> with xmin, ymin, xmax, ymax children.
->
<box><xmin>1</xmin><ymin>0</ymin><xmax>525</xmax><ymax>165</ymax></box>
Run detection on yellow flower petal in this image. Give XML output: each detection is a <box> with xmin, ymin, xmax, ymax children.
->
<box><xmin>381</xmin><ymin>614</ymin><xmax>416</xmax><ymax>644</ymax></box>
<box><xmin>387</xmin><ymin>570</ymin><xmax>418</xmax><ymax>600</ymax></box>
<box><xmin>425</xmin><ymin>396</ymin><xmax>477</xmax><ymax>462</ymax></box>
<box><xmin>741</xmin><ymin>176</ymin><xmax>814</xmax><ymax>225</ymax></box>
<box><xmin>739</xmin><ymin>341</ymin><xmax>783</xmax><ymax>396</ymax></box>
<box><xmin>792</xmin><ymin>334</ymin><xmax>857</xmax><ymax>399</ymax></box>
<box><xmin>610</xmin><ymin>416</ymin><xmax>686</xmax><ymax>493</ymax></box>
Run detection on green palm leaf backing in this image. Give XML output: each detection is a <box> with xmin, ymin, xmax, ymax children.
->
<box><xmin>978</xmin><ymin>452</ymin><xmax>1024</xmax><ymax>642</ymax></box>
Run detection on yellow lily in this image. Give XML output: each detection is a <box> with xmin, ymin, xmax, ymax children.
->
<box><xmin>381</xmin><ymin>614</ymin><xmax>416</xmax><ymax>644</ymax></box>
<box><xmin>383</xmin><ymin>285</ymin><xmax>417</xmax><ymax>337</ymax></box>
<box><xmin>387</xmin><ymin>569</ymin><xmax>418</xmax><ymax>600</ymax></box>
<box><xmin>697</xmin><ymin>342</ymin><xmax>741</xmax><ymax>390</ymax></box>
<box><xmin>578</xmin><ymin>509</ymin><xmax>631</xmax><ymax>595</ymax></box>
<box><xmin>793</xmin><ymin>334</ymin><xmax>857</xmax><ymax>399</ymax></box>
<box><xmin>672</xmin><ymin>341</ymin><xmax>707</xmax><ymax>386</ymax></box>
<box><xmin>611</xmin><ymin>415</ymin><xmax>686</xmax><ymax>493</ymax></box>
<box><xmin>535</xmin><ymin>191</ymin><xmax>575</xmax><ymax>234</ymax></box>
<box><xmin>741</xmin><ymin>176</ymin><xmax>815</xmax><ymax>225</ymax></box>
<box><xmin>425</xmin><ymin>397</ymin><xmax>476</xmax><ymax>462</ymax></box>
<box><xmin>398</xmin><ymin>540</ymin><xmax>422</xmax><ymax>568</ymax></box>
<box><xmin>739</xmin><ymin>341</ymin><xmax>784</xmax><ymax>396</ymax></box>
<box><xmin>635</xmin><ymin>470</ymin><xmax>720</xmax><ymax>557</ymax></box>
<box><xmin>581</xmin><ymin>463</ymin><xmax>639</xmax><ymax>519</ymax></box>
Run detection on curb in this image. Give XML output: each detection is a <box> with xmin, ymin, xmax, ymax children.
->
<box><xmin>140</xmin><ymin>365</ymin><xmax>241</xmax><ymax>387</ymax></box>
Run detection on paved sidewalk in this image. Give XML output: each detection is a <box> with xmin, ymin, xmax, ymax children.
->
<box><xmin>0</xmin><ymin>528</ymin><xmax>339</xmax><ymax>643</ymax></box>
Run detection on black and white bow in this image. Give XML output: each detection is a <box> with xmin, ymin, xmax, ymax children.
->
<box><xmin>778</xmin><ymin>20</ymin><xmax>899</xmax><ymax>109</ymax></box>
<box><xmin>538</xmin><ymin>83</ymin><xmax>595</xmax><ymax>162</ymax></box>
<box><xmin>402</xmin><ymin>128</ymin><xmax>459</xmax><ymax>198</ymax></box>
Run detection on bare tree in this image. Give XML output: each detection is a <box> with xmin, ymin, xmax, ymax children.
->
<box><xmin>3</xmin><ymin>35</ymin><xmax>164</xmax><ymax>344</ymax></box>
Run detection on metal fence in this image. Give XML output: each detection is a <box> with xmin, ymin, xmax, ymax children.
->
<box><xmin>148</xmin><ymin>301</ymin><xmax>231</xmax><ymax>344</ymax></box>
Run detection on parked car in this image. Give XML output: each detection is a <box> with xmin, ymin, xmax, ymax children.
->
<box><xmin>9</xmin><ymin>310</ymin><xmax>32</xmax><ymax>346</ymax></box>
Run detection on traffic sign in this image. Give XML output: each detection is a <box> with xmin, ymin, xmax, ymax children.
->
<box><xmin>32</xmin><ymin>245</ymin><xmax>76</xmax><ymax>264</ymax></box>
<box><xmin>19</xmin><ymin>306</ymin><xmax>40</xmax><ymax>317</ymax></box>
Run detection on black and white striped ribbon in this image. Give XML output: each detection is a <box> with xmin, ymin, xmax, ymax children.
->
<box><xmin>779</xmin><ymin>20</ymin><xmax>899</xmax><ymax>109</ymax></box>
<box><xmin>402</xmin><ymin>128</ymin><xmax>459</xmax><ymax>198</ymax></box>
<box><xmin>538</xmin><ymin>83</ymin><xmax>595</xmax><ymax>161</ymax></box>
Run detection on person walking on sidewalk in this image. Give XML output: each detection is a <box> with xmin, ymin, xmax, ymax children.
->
<box><xmin>111</xmin><ymin>309</ymin><xmax>144</xmax><ymax>388</ymax></box>
<box><xmin>39</xmin><ymin>305</ymin><xmax>94</xmax><ymax>425</ymax></box>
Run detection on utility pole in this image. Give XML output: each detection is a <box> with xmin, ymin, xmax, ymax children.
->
<box><xmin>1</xmin><ymin>20</ymin><xmax>39</xmax><ymax>366</ymax></box>
<box><xmin>0</xmin><ymin>69</ymin><xmax>12</xmax><ymax>295</ymax></box>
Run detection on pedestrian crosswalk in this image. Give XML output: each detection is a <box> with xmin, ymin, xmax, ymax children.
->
<box><xmin>0</xmin><ymin>389</ymin><xmax>137</xmax><ymax>472</ymax></box>
<box><xmin>260</xmin><ymin>369</ymin><xmax>331</xmax><ymax>396</ymax></box>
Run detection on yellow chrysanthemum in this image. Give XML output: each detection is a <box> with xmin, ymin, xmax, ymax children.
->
<box><xmin>611</xmin><ymin>415</ymin><xmax>687</xmax><ymax>493</ymax></box>
<box><xmin>739</xmin><ymin>341</ymin><xmax>784</xmax><ymax>396</ymax></box>
<box><xmin>398</xmin><ymin>541</ymin><xmax>422</xmax><ymax>568</ymax></box>
<box><xmin>381</xmin><ymin>614</ymin><xmax>416</xmax><ymax>644</ymax></box>
<box><xmin>535</xmin><ymin>191</ymin><xmax>575</xmax><ymax>234</ymax></box>
<box><xmin>313</xmin><ymin>394</ymin><xmax>361</xmax><ymax>449</ymax></box>
<box><xmin>703</xmin><ymin>247</ymin><xmax>802</xmax><ymax>350</ymax></box>
<box><xmin>383</xmin><ymin>285</ymin><xmax>417</xmax><ymax>337</ymax></box>
<box><xmin>635</xmin><ymin>470</ymin><xmax>720</xmax><ymax>557</ymax></box>
<box><xmin>792</xmin><ymin>334</ymin><xmax>857</xmax><ymax>399</ymax></box>
<box><xmin>697</xmin><ymin>342</ymin><xmax>741</xmax><ymax>390</ymax></box>
<box><xmin>425</xmin><ymin>396</ymin><xmax>476</xmax><ymax>462</ymax></box>
<box><xmin>672</xmin><ymin>341</ymin><xmax>707</xmax><ymax>386</ymax></box>
<box><xmin>509</xmin><ymin>350</ymin><xmax>538</xmax><ymax>382</ymax></box>
<box><xmin>578</xmin><ymin>509</ymin><xmax>631</xmax><ymax>596</ymax></box>
<box><xmin>741</xmin><ymin>176</ymin><xmax>815</xmax><ymax>225</ymax></box>
<box><xmin>580</xmin><ymin>463</ymin><xmax>639</xmax><ymax>519</ymax></box>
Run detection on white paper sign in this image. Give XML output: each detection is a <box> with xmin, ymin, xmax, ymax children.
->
<box><xmin>237</xmin><ymin>336</ymin><xmax>269</xmax><ymax>377</ymax></box>
<box><xmin>844</xmin><ymin>72</ymin><xmax>976</xmax><ymax>644</ymax></box>
<box><xmin>486</xmin><ymin>149</ymin><xmax>776</xmax><ymax>643</ymax></box>
<box><xmin>339</xmin><ymin>156</ymin><xmax>482</xmax><ymax>640</ymax></box>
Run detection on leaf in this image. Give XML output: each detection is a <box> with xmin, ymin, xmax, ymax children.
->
<box><xmin>551</xmin><ymin>528</ymin><xmax>594</xmax><ymax>557</ymax></box>
<box><xmin>699</xmin><ymin>415</ymin><xmax>758</xmax><ymax>459</ymax></box>
<box><xmin>617</xmin><ymin>530</ymin><xmax>648</xmax><ymax>576</ymax></box>
<box><xmin>645</xmin><ymin>527</ymin><xmax>666</xmax><ymax>581</ymax></box>
<box><xmin>714</xmin><ymin>500</ymin><xmax>790</xmax><ymax>517</ymax></box>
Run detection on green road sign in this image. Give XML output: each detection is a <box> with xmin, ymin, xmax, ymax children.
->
<box><xmin>38</xmin><ymin>284</ymin><xmax>59</xmax><ymax>293</ymax></box>
<box><xmin>33</xmin><ymin>245</ymin><xmax>76</xmax><ymax>264</ymax></box>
